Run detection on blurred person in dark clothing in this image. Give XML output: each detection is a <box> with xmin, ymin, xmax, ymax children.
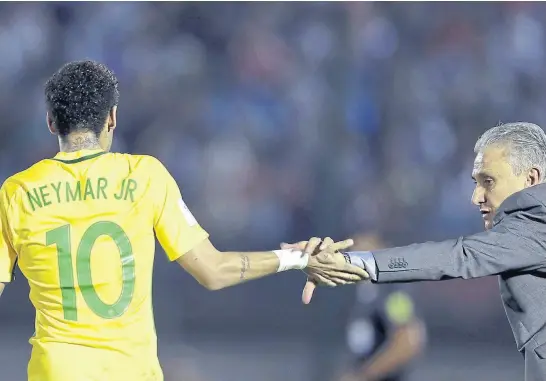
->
<box><xmin>336</xmin><ymin>233</ymin><xmax>426</xmax><ymax>381</ymax></box>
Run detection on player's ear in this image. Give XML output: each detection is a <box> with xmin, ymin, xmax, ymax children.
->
<box><xmin>46</xmin><ymin>112</ymin><xmax>57</xmax><ymax>135</ymax></box>
<box><xmin>107</xmin><ymin>106</ymin><xmax>117</xmax><ymax>132</ymax></box>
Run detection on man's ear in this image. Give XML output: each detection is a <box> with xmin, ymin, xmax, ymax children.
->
<box><xmin>527</xmin><ymin>167</ymin><xmax>541</xmax><ymax>186</ymax></box>
<box><xmin>46</xmin><ymin>112</ymin><xmax>57</xmax><ymax>135</ymax></box>
<box><xmin>108</xmin><ymin>106</ymin><xmax>117</xmax><ymax>132</ymax></box>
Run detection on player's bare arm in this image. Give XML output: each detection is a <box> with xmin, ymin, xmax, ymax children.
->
<box><xmin>177</xmin><ymin>237</ymin><xmax>368</xmax><ymax>291</ymax></box>
<box><xmin>0</xmin><ymin>283</ymin><xmax>5</xmax><ymax>297</ymax></box>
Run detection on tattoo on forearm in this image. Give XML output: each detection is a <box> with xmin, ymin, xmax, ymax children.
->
<box><xmin>240</xmin><ymin>255</ymin><xmax>250</xmax><ymax>280</ymax></box>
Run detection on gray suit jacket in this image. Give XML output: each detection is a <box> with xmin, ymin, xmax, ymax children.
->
<box><xmin>368</xmin><ymin>184</ymin><xmax>546</xmax><ymax>381</ymax></box>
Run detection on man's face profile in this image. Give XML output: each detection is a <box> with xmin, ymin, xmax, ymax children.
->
<box><xmin>471</xmin><ymin>145</ymin><xmax>530</xmax><ymax>230</ymax></box>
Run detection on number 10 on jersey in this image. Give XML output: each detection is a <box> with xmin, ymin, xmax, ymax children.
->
<box><xmin>46</xmin><ymin>221</ymin><xmax>135</xmax><ymax>321</ymax></box>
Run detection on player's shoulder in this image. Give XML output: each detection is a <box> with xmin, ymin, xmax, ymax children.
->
<box><xmin>0</xmin><ymin>160</ymin><xmax>52</xmax><ymax>205</ymax></box>
<box><xmin>109</xmin><ymin>153</ymin><xmax>174</xmax><ymax>187</ymax></box>
<box><xmin>110</xmin><ymin>153</ymin><xmax>166</xmax><ymax>171</ymax></box>
<box><xmin>1</xmin><ymin>159</ymin><xmax>52</xmax><ymax>198</ymax></box>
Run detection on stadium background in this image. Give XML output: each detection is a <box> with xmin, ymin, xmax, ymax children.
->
<box><xmin>0</xmin><ymin>2</ymin><xmax>542</xmax><ymax>380</ymax></box>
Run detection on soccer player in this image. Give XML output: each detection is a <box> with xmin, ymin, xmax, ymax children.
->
<box><xmin>0</xmin><ymin>61</ymin><xmax>368</xmax><ymax>381</ymax></box>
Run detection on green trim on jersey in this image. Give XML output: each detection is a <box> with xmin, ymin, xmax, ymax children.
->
<box><xmin>52</xmin><ymin>151</ymin><xmax>107</xmax><ymax>164</ymax></box>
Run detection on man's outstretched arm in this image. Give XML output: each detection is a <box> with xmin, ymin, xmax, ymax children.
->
<box><xmin>177</xmin><ymin>237</ymin><xmax>363</xmax><ymax>290</ymax></box>
<box><xmin>293</xmin><ymin>190</ymin><xmax>546</xmax><ymax>302</ymax></box>
<box><xmin>345</xmin><ymin>190</ymin><xmax>546</xmax><ymax>283</ymax></box>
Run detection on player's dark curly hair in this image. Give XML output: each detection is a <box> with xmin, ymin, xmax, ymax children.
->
<box><xmin>45</xmin><ymin>60</ymin><xmax>119</xmax><ymax>137</ymax></box>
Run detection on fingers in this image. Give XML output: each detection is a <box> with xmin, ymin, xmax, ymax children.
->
<box><xmin>302</xmin><ymin>278</ymin><xmax>317</xmax><ymax>304</ymax></box>
<box><xmin>303</xmin><ymin>237</ymin><xmax>323</xmax><ymax>256</ymax></box>
<box><xmin>313</xmin><ymin>272</ymin><xmax>337</xmax><ymax>287</ymax></box>
<box><xmin>342</xmin><ymin>262</ymin><xmax>370</xmax><ymax>279</ymax></box>
<box><xmin>304</xmin><ymin>269</ymin><xmax>338</xmax><ymax>286</ymax></box>
<box><xmin>281</xmin><ymin>237</ymin><xmax>353</xmax><ymax>255</ymax></box>
<box><xmin>301</xmin><ymin>269</ymin><xmax>357</xmax><ymax>305</ymax></box>
<box><xmin>281</xmin><ymin>238</ymin><xmax>326</xmax><ymax>253</ymax></box>
<box><xmin>328</xmin><ymin>238</ymin><xmax>354</xmax><ymax>252</ymax></box>
<box><xmin>307</xmin><ymin>252</ymin><xmax>370</xmax><ymax>284</ymax></box>
<box><xmin>314</xmin><ymin>251</ymin><xmax>336</xmax><ymax>265</ymax></box>
<box><xmin>310</xmin><ymin>238</ymin><xmax>355</xmax><ymax>264</ymax></box>
<box><xmin>320</xmin><ymin>237</ymin><xmax>334</xmax><ymax>250</ymax></box>
<box><xmin>321</xmin><ymin>270</ymin><xmax>365</xmax><ymax>283</ymax></box>
<box><xmin>280</xmin><ymin>241</ymin><xmax>307</xmax><ymax>250</ymax></box>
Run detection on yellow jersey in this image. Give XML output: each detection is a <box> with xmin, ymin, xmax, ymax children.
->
<box><xmin>0</xmin><ymin>149</ymin><xmax>209</xmax><ymax>381</ymax></box>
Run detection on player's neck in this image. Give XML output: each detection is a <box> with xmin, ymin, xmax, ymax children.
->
<box><xmin>59</xmin><ymin>134</ymin><xmax>103</xmax><ymax>153</ymax></box>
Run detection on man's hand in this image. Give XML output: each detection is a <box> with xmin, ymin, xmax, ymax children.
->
<box><xmin>281</xmin><ymin>237</ymin><xmax>369</xmax><ymax>304</ymax></box>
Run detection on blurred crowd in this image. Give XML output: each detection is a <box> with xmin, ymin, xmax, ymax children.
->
<box><xmin>2</xmin><ymin>2</ymin><xmax>546</xmax><ymax>247</ymax></box>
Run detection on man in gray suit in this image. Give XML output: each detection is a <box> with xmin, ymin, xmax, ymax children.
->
<box><xmin>286</xmin><ymin>122</ymin><xmax>546</xmax><ymax>381</ymax></box>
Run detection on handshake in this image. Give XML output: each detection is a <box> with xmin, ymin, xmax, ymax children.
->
<box><xmin>279</xmin><ymin>237</ymin><xmax>372</xmax><ymax>304</ymax></box>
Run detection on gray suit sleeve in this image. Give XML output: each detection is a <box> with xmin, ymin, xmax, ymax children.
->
<box><xmin>369</xmin><ymin>190</ymin><xmax>546</xmax><ymax>283</ymax></box>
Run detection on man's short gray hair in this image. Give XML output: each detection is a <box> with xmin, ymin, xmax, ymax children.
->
<box><xmin>474</xmin><ymin>122</ymin><xmax>546</xmax><ymax>180</ymax></box>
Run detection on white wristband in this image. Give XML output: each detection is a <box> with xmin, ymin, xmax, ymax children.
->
<box><xmin>273</xmin><ymin>249</ymin><xmax>309</xmax><ymax>272</ymax></box>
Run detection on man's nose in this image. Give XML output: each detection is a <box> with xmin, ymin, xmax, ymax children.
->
<box><xmin>472</xmin><ymin>187</ymin><xmax>485</xmax><ymax>206</ymax></box>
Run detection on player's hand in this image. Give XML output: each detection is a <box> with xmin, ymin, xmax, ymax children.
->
<box><xmin>281</xmin><ymin>237</ymin><xmax>367</xmax><ymax>284</ymax></box>
<box><xmin>280</xmin><ymin>237</ymin><xmax>369</xmax><ymax>303</ymax></box>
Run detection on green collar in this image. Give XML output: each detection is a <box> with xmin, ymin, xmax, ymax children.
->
<box><xmin>52</xmin><ymin>151</ymin><xmax>107</xmax><ymax>164</ymax></box>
